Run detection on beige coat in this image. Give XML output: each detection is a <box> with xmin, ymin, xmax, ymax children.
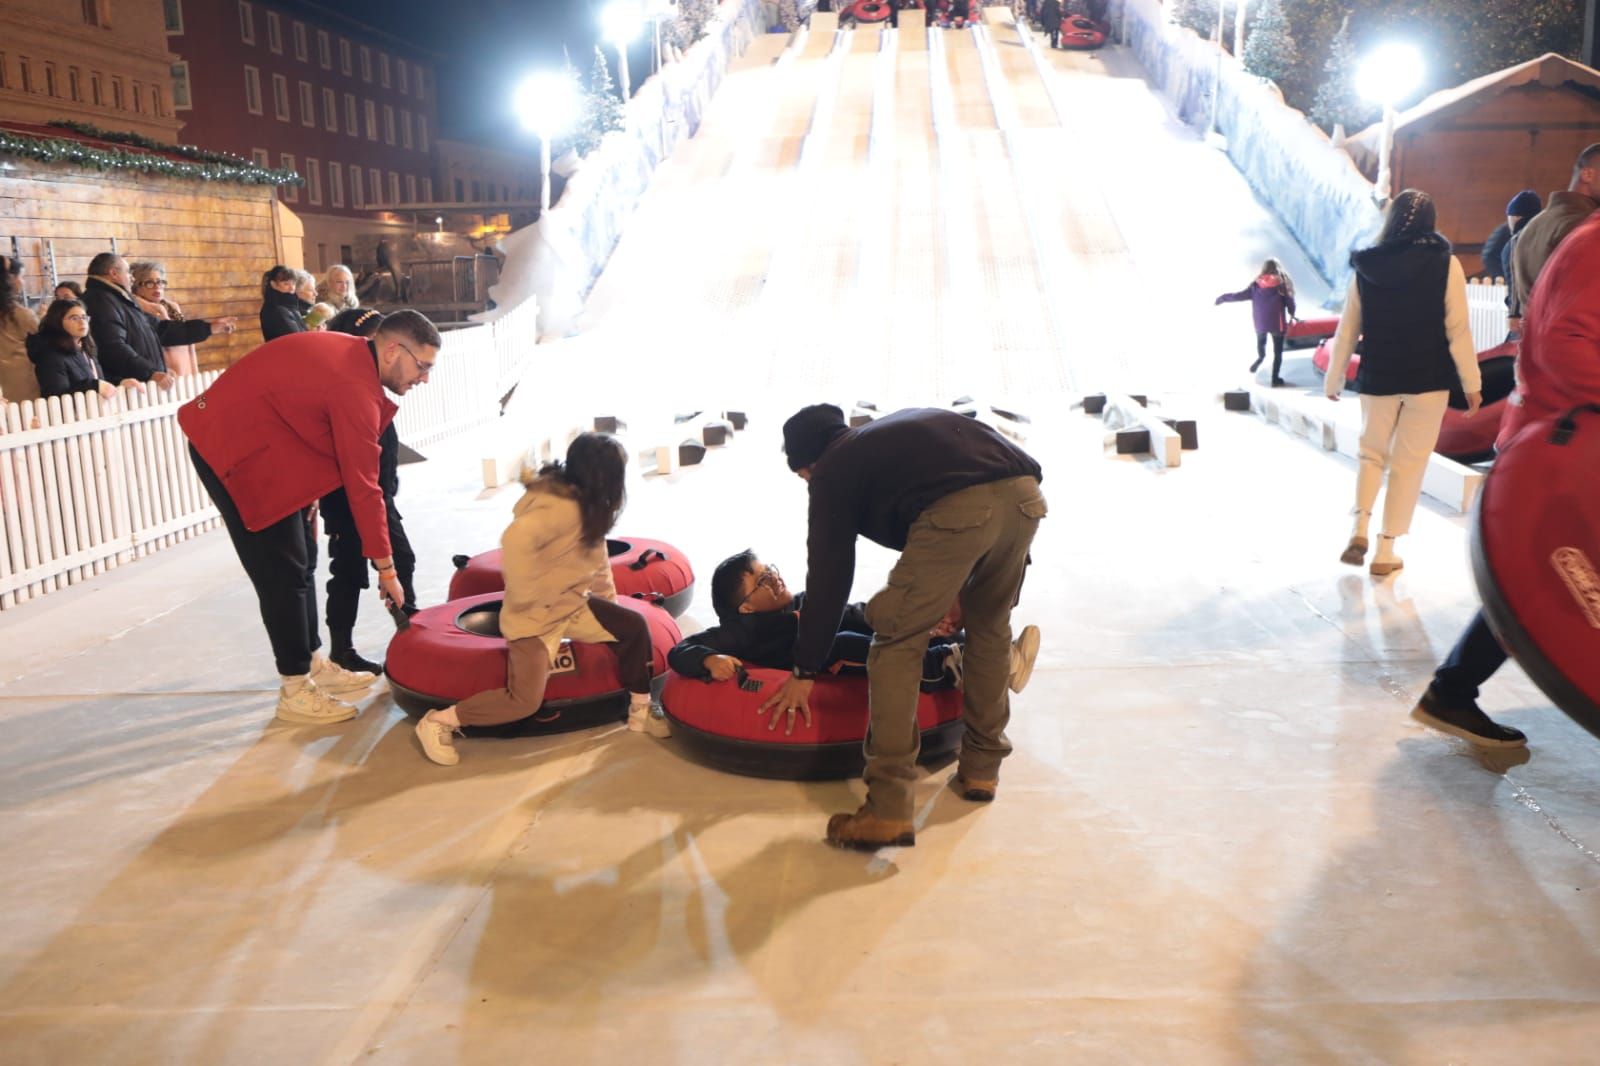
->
<box><xmin>0</xmin><ymin>305</ymin><xmax>41</xmax><ymax>403</ymax></box>
<box><xmin>498</xmin><ymin>473</ymin><xmax>618</xmax><ymax>654</ymax></box>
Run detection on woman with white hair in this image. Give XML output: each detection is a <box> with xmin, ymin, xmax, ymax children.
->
<box><xmin>129</xmin><ymin>261</ymin><xmax>199</xmax><ymax>375</ymax></box>
<box><xmin>320</xmin><ymin>264</ymin><xmax>359</xmax><ymax>311</ymax></box>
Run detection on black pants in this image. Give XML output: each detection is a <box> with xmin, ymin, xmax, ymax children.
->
<box><xmin>1433</xmin><ymin>610</ymin><xmax>1508</xmax><ymax>702</ymax></box>
<box><xmin>323</xmin><ymin>491</ymin><xmax>416</xmax><ymax>644</ymax></box>
<box><xmin>829</xmin><ymin>631</ymin><xmax>959</xmax><ymax>691</ymax></box>
<box><xmin>1255</xmin><ymin>330</ymin><xmax>1285</xmax><ymax>380</ymax></box>
<box><xmin>191</xmin><ymin>447</ymin><xmax>320</xmax><ymax>676</ymax></box>
<box><xmin>1048</xmin><ymin>28</ymin><xmax>1060</xmax><ymax>47</ymax></box>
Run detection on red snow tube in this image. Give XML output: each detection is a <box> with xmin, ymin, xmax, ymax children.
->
<box><xmin>1311</xmin><ymin>337</ymin><xmax>1354</xmax><ymax>383</ymax></box>
<box><xmin>1285</xmin><ymin>315</ymin><xmax>1339</xmax><ymax>351</ymax></box>
<box><xmin>849</xmin><ymin>0</ymin><xmax>891</xmax><ymax>22</ymax></box>
<box><xmin>1060</xmin><ymin>15</ymin><xmax>1107</xmax><ymax>49</ymax></box>
<box><xmin>385</xmin><ymin>593</ymin><xmax>682</xmax><ymax>734</ymax></box>
<box><xmin>661</xmin><ymin>667</ymin><xmax>964</xmax><ymax>780</ymax></box>
<box><xmin>1472</xmin><ymin>404</ymin><xmax>1600</xmax><ymax>738</ymax></box>
<box><xmin>1436</xmin><ymin>353</ymin><xmax>1517</xmax><ymax>462</ymax></box>
<box><xmin>449</xmin><ymin>536</ymin><xmax>696</xmax><ymax>617</ymax></box>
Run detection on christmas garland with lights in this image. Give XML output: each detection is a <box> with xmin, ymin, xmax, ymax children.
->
<box><xmin>0</xmin><ymin>126</ymin><xmax>301</xmax><ymax>186</ymax></box>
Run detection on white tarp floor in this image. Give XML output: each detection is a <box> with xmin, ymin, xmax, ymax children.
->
<box><xmin>3</xmin><ymin>16</ymin><xmax>1598</xmax><ymax>1066</ymax></box>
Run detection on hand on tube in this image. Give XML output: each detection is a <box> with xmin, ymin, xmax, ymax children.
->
<box><xmin>1465</xmin><ymin>390</ymin><xmax>1482</xmax><ymax>417</ymax></box>
<box><xmin>706</xmin><ymin>654</ymin><xmax>743</xmax><ymax>682</ymax></box>
<box><xmin>378</xmin><ymin>570</ymin><xmax>404</xmax><ymax>612</ymax></box>
<box><xmin>759</xmin><ymin>676</ymin><xmax>814</xmax><ymax>736</ymax></box>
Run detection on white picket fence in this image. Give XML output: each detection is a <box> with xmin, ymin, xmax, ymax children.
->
<box><xmin>1467</xmin><ymin>277</ymin><xmax>1510</xmax><ymax>351</ymax></box>
<box><xmin>0</xmin><ymin>303</ymin><xmax>538</xmax><ymax>610</ymax></box>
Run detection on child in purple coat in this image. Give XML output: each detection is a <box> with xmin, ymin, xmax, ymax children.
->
<box><xmin>1216</xmin><ymin>258</ymin><xmax>1297</xmax><ymax>386</ymax></box>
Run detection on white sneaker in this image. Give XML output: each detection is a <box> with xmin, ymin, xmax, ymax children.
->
<box><xmin>415</xmin><ymin>711</ymin><xmax>460</xmax><ymax>766</ymax></box>
<box><xmin>628</xmin><ymin>702</ymin><xmax>672</xmax><ymax>738</ymax></box>
<box><xmin>1008</xmin><ymin>625</ymin><xmax>1041</xmax><ymax>693</ymax></box>
<box><xmin>275</xmin><ymin>681</ymin><xmax>359</xmax><ymax>725</ymax></box>
<box><xmin>942</xmin><ymin>644</ymin><xmax>964</xmax><ymax>689</ymax></box>
<box><xmin>311</xmin><ymin>652</ymin><xmax>377</xmax><ymax>696</ymax></box>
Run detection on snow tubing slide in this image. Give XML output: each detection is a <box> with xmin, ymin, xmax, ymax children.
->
<box><xmin>661</xmin><ymin>667</ymin><xmax>964</xmax><ymax>780</ymax></box>
<box><xmin>1472</xmin><ymin>405</ymin><xmax>1600</xmax><ymax>739</ymax></box>
<box><xmin>386</xmin><ymin>593</ymin><xmax>682</xmax><ymax>736</ymax></box>
<box><xmin>449</xmin><ymin>536</ymin><xmax>696</xmax><ymax>618</ymax></box>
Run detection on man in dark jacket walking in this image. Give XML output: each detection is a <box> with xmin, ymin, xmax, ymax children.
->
<box><xmin>1480</xmin><ymin>189</ymin><xmax>1539</xmax><ymax>281</ymax></box>
<box><xmin>82</xmin><ymin>253</ymin><xmax>232</xmax><ymax>385</ymax></box>
<box><xmin>1040</xmin><ymin>0</ymin><xmax>1062</xmax><ymax>46</ymax></box>
<box><xmin>763</xmin><ymin>405</ymin><xmax>1047</xmax><ymax>850</ymax></box>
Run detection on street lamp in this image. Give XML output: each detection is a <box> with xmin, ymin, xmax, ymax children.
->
<box><xmin>514</xmin><ymin>71</ymin><xmax>580</xmax><ymax>215</ymax></box>
<box><xmin>602</xmin><ymin>1</ymin><xmax>643</xmax><ymax>101</ymax></box>
<box><xmin>1357</xmin><ymin>42</ymin><xmax>1424</xmax><ymax>204</ymax></box>
<box><xmin>1233</xmin><ymin>0</ymin><xmax>1248</xmax><ymax>59</ymax></box>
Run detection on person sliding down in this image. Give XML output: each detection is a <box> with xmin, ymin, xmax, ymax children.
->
<box><xmin>1215</xmin><ymin>258</ymin><xmax>1297</xmax><ymax>386</ymax></box>
<box><xmin>414</xmin><ymin>433</ymin><xmax>671</xmax><ymax>766</ymax></box>
<box><xmin>669</xmin><ymin>550</ymin><xmax>1040</xmax><ymax>695</ymax></box>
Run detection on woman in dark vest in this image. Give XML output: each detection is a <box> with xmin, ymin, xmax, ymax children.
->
<box><xmin>1324</xmin><ymin>189</ymin><xmax>1482</xmax><ymax>576</ymax></box>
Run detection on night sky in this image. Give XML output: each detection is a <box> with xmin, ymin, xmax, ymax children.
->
<box><xmin>332</xmin><ymin>0</ymin><xmax>636</xmax><ymax>147</ymax></box>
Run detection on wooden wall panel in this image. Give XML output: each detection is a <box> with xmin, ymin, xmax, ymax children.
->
<box><xmin>1</xmin><ymin>161</ymin><xmax>290</xmax><ymax>369</ymax></box>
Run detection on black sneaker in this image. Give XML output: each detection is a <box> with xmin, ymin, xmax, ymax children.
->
<box><xmin>1411</xmin><ymin>685</ymin><xmax>1527</xmax><ymax>749</ymax></box>
<box><xmin>332</xmin><ymin>647</ymin><xmax>384</xmax><ymax>676</ymax></box>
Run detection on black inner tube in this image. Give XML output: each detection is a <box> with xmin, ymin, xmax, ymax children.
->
<box><xmin>606</xmin><ymin>538</ymin><xmax>632</xmax><ymax>558</ymax></box>
<box><xmin>457</xmin><ymin>601</ymin><xmax>505</xmax><ymax>638</ymax></box>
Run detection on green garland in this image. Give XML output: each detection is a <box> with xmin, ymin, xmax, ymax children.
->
<box><xmin>0</xmin><ymin>128</ymin><xmax>301</xmax><ymax>186</ymax></box>
<box><xmin>48</xmin><ymin>120</ymin><xmax>279</xmax><ymax>171</ymax></box>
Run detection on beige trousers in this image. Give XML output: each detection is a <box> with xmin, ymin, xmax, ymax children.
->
<box><xmin>1356</xmin><ymin>390</ymin><xmax>1449</xmax><ymax>537</ymax></box>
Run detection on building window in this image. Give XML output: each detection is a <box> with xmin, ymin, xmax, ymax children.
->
<box><xmin>82</xmin><ymin>0</ymin><xmax>101</xmax><ymax>26</ymax></box>
<box><xmin>389</xmin><ymin>171</ymin><xmax>400</xmax><ymax>205</ymax></box>
<box><xmin>0</xmin><ymin>54</ymin><xmax>8</xmax><ymax>91</ymax></box>
<box><xmin>397</xmin><ymin>59</ymin><xmax>408</xmax><ymax>94</ymax></box>
<box><xmin>369</xmin><ymin>167</ymin><xmax>383</xmax><ymax>206</ymax></box>
<box><xmin>344</xmin><ymin>93</ymin><xmax>357</xmax><ymax>136</ymax></box>
<box><xmin>69</xmin><ymin>67</ymin><xmax>82</xmax><ymax>102</ymax></box>
<box><xmin>293</xmin><ymin>22</ymin><xmax>308</xmax><ymax>62</ymax></box>
<box><xmin>471</xmin><ymin>180</ymin><xmax>481</xmax><ymax>201</ymax></box>
<box><xmin>422</xmin><ymin>177</ymin><xmax>432</xmax><ymax>201</ymax></box>
<box><xmin>19</xmin><ymin>58</ymin><xmax>32</xmax><ymax>94</ymax></box>
<box><xmin>132</xmin><ymin>80</ymin><xmax>143</xmax><ymax>112</ymax></box>
<box><xmin>272</xmin><ymin>73</ymin><xmax>289</xmax><ymax>121</ymax></box>
<box><xmin>379</xmin><ymin>53</ymin><xmax>391</xmax><ymax>88</ymax></box>
<box><xmin>339</xmin><ymin>39</ymin><xmax>351</xmax><ymax>76</ymax></box>
<box><xmin>238</xmin><ymin>1</ymin><xmax>255</xmax><ymax>45</ymax></box>
<box><xmin>112</xmin><ymin>77</ymin><xmax>123</xmax><ymax>109</ymax></box>
<box><xmin>91</xmin><ymin>74</ymin><xmax>102</xmax><ymax>105</ymax></box>
<box><xmin>317</xmin><ymin>30</ymin><xmax>331</xmax><ymax>69</ymax></box>
<box><xmin>244</xmin><ymin>66</ymin><xmax>261</xmax><ymax>114</ymax></box>
<box><xmin>45</xmin><ymin>63</ymin><xmax>58</xmax><ymax>98</ymax></box>
<box><xmin>416</xmin><ymin>68</ymin><xmax>426</xmax><ymax>101</ymax></box>
<box><xmin>383</xmin><ymin>105</ymin><xmax>395</xmax><ymax>145</ymax></box>
<box><xmin>351</xmin><ymin>166</ymin><xmax>363</xmax><ymax>208</ymax></box>
<box><xmin>163</xmin><ymin>0</ymin><xmax>184</xmax><ymax>33</ymax></box>
<box><xmin>486</xmin><ymin>184</ymin><xmax>496</xmax><ymax>203</ymax></box>
<box><xmin>401</xmin><ymin>110</ymin><xmax>413</xmax><ymax>149</ymax></box>
<box><xmin>364</xmin><ymin>99</ymin><xmax>377</xmax><ymax>141</ymax></box>
<box><xmin>297</xmin><ymin>81</ymin><xmax>313</xmax><ymax>125</ymax></box>
<box><xmin>406</xmin><ymin>174</ymin><xmax>417</xmax><ymax>202</ymax></box>
<box><xmin>453</xmin><ymin>178</ymin><xmax>463</xmax><ymax>202</ymax></box>
<box><xmin>267</xmin><ymin>12</ymin><xmax>282</xmax><ymax>54</ymax></box>
<box><xmin>151</xmin><ymin>86</ymin><xmax>163</xmax><ymax>115</ymax></box>
<box><xmin>359</xmin><ymin>46</ymin><xmax>371</xmax><ymax>82</ymax></box>
<box><xmin>418</xmin><ymin>115</ymin><xmax>429</xmax><ymax>153</ymax></box>
<box><xmin>281</xmin><ymin>153</ymin><xmax>298</xmax><ymax>202</ymax></box>
<box><xmin>322</xmin><ymin>88</ymin><xmax>337</xmax><ymax>131</ymax></box>
<box><xmin>252</xmin><ymin>148</ymin><xmax>269</xmax><ymax>166</ymax></box>
<box><xmin>329</xmin><ymin>162</ymin><xmax>345</xmax><ymax>207</ymax></box>
<box><xmin>306</xmin><ymin>159</ymin><xmax>322</xmax><ymax>205</ymax></box>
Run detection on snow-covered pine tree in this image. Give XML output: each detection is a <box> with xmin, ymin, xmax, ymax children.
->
<box><xmin>1241</xmin><ymin>0</ymin><xmax>1297</xmax><ymax>86</ymax></box>
<box><xmin>1309</xmin><ymin>14</ymin><xmax>1373</xmax><ymax>134</ymax></box>
<box><xmin>589</xmin><ymin>46</ymin><xmax>625</xmax><ymax>132</ymax></box>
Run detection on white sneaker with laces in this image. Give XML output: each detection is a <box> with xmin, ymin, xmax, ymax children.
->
<box><xmin>942</xmin><ymin>644</ymin><xmax>964</xmax><ymax>689</ymax></box>
<box><xmin>275</xmin><ymin>681</ymin><xmax>359</xmax><ymax>725</ymax></box>
<box><xmin>1009</xmin><ymin>625</ymin><xmax>1041</xmax><ymax>693</ymax></box>
<box><xmin>628</xmin><ymin>702</ymin><xmax>672</xmax><ymax>738</ymax></box>
<box><xmin>311</xmin><ymin>652</ymin><xmax>377</xmax><ymax>696</ymax></box>
<box><xmin>415</xmin><ymin>711</ymin><xmax>460</xmax><ymax>766</ymax></box>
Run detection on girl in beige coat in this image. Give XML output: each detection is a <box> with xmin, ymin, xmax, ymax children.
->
<box><xmin>416</xmin><ymin>433</ymin><xmax>670</xmax><ymax>765</ymax></box>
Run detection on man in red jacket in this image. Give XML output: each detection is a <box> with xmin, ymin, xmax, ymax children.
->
<box><xmin>1413</xmin><ymin>212</ymin><xmax>1600</xmax><ymax>747</ymax></box>
<box><xmin>179</xmin><ymin>309</ymin><xmax>440</xmax><ymax>725</ymax></box>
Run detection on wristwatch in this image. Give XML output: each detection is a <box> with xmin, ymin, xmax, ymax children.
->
<box><xmin>792</xmin><ymin>666</ymin><xmax>818</xmax><ymax>681</ymax></box>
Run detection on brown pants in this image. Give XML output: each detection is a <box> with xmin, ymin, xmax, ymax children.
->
<box><xmin>455</xmin><ymin>596</ymin><xmax>653</xmax><ymax>727</ymax></box>
<box><xmin>862</xmin><ymin>476</ymin><xmax>1046</xmax><ymax>820</ymax></box>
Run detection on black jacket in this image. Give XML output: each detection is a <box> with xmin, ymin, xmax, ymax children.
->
<box><xmin>1480</xmin><ymin>222</ymin><xmax>1511</xmax><ymax>281</ymax></box>
<box><xmin>81</xmin><ymin>276</ymin><xmax>211</xmax><ymax>383</ymax></box>
<box><xmin>795</xmin><ymin>408</ymin><xmax>1041</xmax><ymax>671</ymax></box>
<box><xmin>1350</xmin><ymin>235</ymin><xmax>1456</xmax><ymax>396</ymax></box>
<box><xmin>320</xmin><ymin>421</ymin><xmax>402</xmax><ymax>534</ymax></box>
<box><xmin>260</xmin><ymin>288</ymin><xmax>307</xmax><ymax>341</ymax></box>
<box><xmin>668</xmin><ymin>593</ymin><xmax>873</xmax><ymax>678</ymax></box>
<box><xmin>25</xmin><ymin>332</ymin><xmax>103</xmax><ymax>398</ymax></box>
<box><xmin>1040</xmin><ymin>0</ymin><xmax>1062</xmax><ymax>23</ymax></box>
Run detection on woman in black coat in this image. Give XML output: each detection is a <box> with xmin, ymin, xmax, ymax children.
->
<box><xmin>260</xmin><ymin>265</ymin><xmax>307</xmax><ymax>341</ymax></box>
<box><xmin>26</xmin><ymin>299</ymin><xmax>115</xmax><ymax>401</ymax></box>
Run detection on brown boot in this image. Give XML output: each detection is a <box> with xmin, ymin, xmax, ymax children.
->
<box><xmin>951</xmin><ymin>773</ymin><xmax>997</xmax><ymax>802</ymax></box>
<box><xmin>825</xmin><ymin>807</ymin><xmax>915</xmax><ymax>850</ymax></box>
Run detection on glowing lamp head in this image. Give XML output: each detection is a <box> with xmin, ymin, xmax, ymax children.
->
<box><xmin>514</xmin><ymin>71</ymin><xmax>579</xmax><ymax>140</ymax></box>
<box><xmin>1356</xmin><ymin>43</ymin><xmax>1424</xmax><ymax>108</ymax></box>
<box><xmin>602</xmin><ymin>1</ymin><xmax>644</xmax><ymax>45</ymax></box>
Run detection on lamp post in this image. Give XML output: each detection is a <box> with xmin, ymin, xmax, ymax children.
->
<box><xmin>514</xmin><ymin>72</ymin><xmax>579</xmax><ymax>215</ymax></box>
<box><xmin>1207</xmin><ymin>0</ymin><xmax>1226</xmax><ymax>137</ymax></box>
<box><xmin>603</xmin><ymin>1</ymin><xmax>644</xmax><ymax>101</ymax></box>
<box><xmin>1233</xmin><ymin>0</ymin><xmax>1248</xmax><ymax>59</ymax></box>
<box><xmin>1356</xmin><ymin>43</ymin><xmax>1424</xmax><ymax>204</ymax></box>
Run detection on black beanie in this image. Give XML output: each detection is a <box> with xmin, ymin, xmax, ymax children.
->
<box><xmin>1506</xmin><ymin>189</ymin><xmax>1542</xmax><ymax>218</ymax></box>
<box><xmin>782</xmin><ymin>403</ymin><xmax>848</xmax><ymax>471</ymax></box>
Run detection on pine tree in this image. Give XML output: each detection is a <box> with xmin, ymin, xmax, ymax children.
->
<box><xmin>1241</xmin><ymin>0</ymin><xmax>1297</xmax><ymax>86</ymax></box>
<box><xmin>670</xmin><ymin>0</ymin><xmax>718</xmax><ymax>50</ymax></box>
<box><xmin>589</xmin><ymin>46</ymin><xmax>625</xmax><ymax>133</ymax></box>
<box><xmin>1309</xmin><ymin>14</ymin><xmax>1374</xmax><ymax>134</ymax></box>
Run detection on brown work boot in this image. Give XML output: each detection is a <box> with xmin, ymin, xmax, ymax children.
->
<box><xmin>951</xmin><ymin>772</ymin><xmax>997</xmax><ymax>802</ymax></box>
<box><xmin>825</xmin><ymin>807</ymin><xmax>915</xmax><ymax>850</ymax></box>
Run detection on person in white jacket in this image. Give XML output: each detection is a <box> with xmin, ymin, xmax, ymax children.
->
<box><xmin>1325</xmin><ymin>189</ymin><xmax>1481</xmax><ymax>576</ymax></box>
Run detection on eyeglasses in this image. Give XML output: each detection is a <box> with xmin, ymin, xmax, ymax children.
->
<box><xmin>396</xmin><ymin>341</ymin><xmax>434</xmax><ymax>376</ymax></box>
<box><xmin>136</xmin><ymin>278</ymin><xmax>167</xmax><ymax>289</ymax></box>
<box><xmin>64</xmin><ymin>314</ymin><xmax>91</xmax><ymax>323</ymax></box>
<box><xmin>738</xmin><ymin>564</ymin><xmax>782</xmax><ymax>608</ymax></box>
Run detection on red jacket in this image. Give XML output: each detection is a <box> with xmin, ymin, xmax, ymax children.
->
<box><xmin>1499</xmin><ymin>212</ymin><xmax>1600</xmax><ymax>451</ymax></box>
<box><xmin>179</xmin><ymin>332</ymin><xmax>398</xmax><ymax>558</ymax></box>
